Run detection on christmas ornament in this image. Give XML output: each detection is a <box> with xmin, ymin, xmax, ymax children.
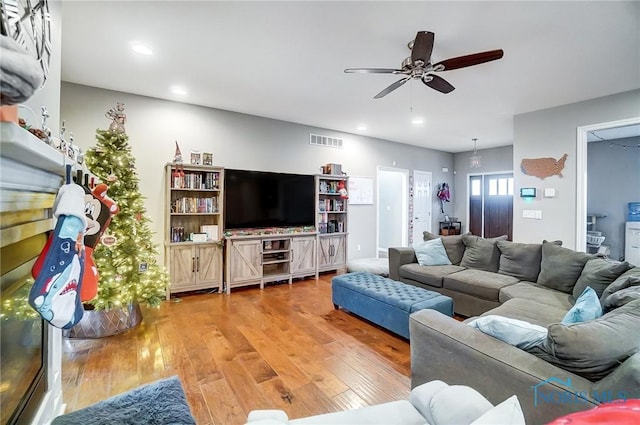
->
<box><xmin>101</xmin><ymin>233</ymin><xmax>117</xmax><ymax>247</ymax></box>
<box><xmin>107</xmin><ymin>169</ymin><xmax>118</xmax><ymax>183</ymax></box>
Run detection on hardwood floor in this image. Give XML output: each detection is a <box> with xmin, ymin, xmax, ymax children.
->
<box><xmin>61</xmin><ymin>273</ymin><xmax>411</xmax><ymax>424</ymax></box>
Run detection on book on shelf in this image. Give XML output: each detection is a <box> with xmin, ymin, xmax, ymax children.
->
<box><xmin>171</xmin><ymin>171</ymin><xmax>220</xmax><ymax>190</ymax></box>
<box><xmin>173</xmin><ymin>196</ymin><xmax>218</xmax><ymax>213</ymax></box>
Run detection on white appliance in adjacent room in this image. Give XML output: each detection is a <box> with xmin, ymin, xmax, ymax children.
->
<box><xmin>626</xmin><ymin>221</ymin><xmax>640</xmax><ymax>266</ymax></box>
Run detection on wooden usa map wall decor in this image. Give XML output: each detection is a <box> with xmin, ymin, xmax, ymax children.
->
<box><xmin>520</xmin><ymin>153</ymin><xmax>568</xmax><ymax>179</ymax></box>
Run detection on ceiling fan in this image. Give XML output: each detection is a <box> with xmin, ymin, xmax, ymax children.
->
<box><xmin>345</xmin><ymin>31</ymin><xmax>504</xmax><ymax>99</ymax></box>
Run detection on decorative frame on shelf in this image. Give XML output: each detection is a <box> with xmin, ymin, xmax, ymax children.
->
<box><xmin>202</xmin><ymin>152</ymin><xmax>213</xmax><ymax>166</ymax></box>
<box><xmin>190</xmin><ymin>150</ymin><xmax>202</xmax><ymax>165</ymax></box>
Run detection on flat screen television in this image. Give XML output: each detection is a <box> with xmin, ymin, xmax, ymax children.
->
<box><xmin>224</xmin><ymin>169</ymin><xmax>315</xmax><ymax>230</ymax></box>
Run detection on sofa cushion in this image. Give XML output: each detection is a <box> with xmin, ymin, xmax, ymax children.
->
<box><xmin>459</xmin><ymin>234</ymin><xmax>508</xmax><ymax>272</ymax></box>
<box><xmin>443</xmin><ymin>269</ymin><xmax>518</xmax><ymax>302</ymax></box>
<box><xmin>573</xmin><ymin>258</ymin><xmax>631</xmax><ymax>301</ymax></box>
<box><xmin>537</xmin><ymin>242</ymin><xmax>592</xmax><ymax>294</ymax></box>
<box><xmin>399</xmin><ymin>264</ymin><xmax>465</xmax><ymax>288</ymax></box>
<box><xmin>414</xmin><ymin>238</ymin><xmax>452</xmax><ymax>266</ymax></box>
<box><xmin>600</xmin><ymin>267</ymin><xmax>640</xmax><ymax>305</ymax></box>
<box><xmin>467</xmin><ymin>315</ymin><xmax>548</xmax><ymax>349</ymax></box>
<box><xmin>530</xmin><ymin>299</ymin><xmax>640</xmax><ymax>381</ymax></box>
<box><xmin>499</xmin><ymin>282</ymin><xmax>574</xmax><ymax>311</ymax></box>
<box><xmin>482</xmin><ymin>298</ymin><xmax>568</xmax><ymax>328</ymax></box>
<box><xmin>602</xmin><ymin>286</ymin><xmax>640</xmax><ymax>313</ymax></box>
<box><xmin>496</xmin><ymin>241</ymin><xmax>543</xmax><ymax>282</ymax></box>
<box><xmin>561</xmin><ymin>287</ymin><xmax>602</xmax><ymax>325</ymax></box>
<box><xmin>424</xmin><ymin>231</ymin><xmax>469</xmax><ymax>265</ymax></box>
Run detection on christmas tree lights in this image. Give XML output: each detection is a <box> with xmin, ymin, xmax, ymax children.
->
<box><xmin>83</xmin><ymin>121</ymin><xmax>168</xmax><ymax>310</ymax></box>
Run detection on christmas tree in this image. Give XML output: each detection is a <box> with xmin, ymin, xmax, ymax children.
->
<box><xmin>83</xmin><ymin>103</ymin><xmax>168</xmax><ymax>310</ymax></box>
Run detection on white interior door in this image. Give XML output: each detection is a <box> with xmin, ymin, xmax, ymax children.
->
<box><xmin>412</xmin><ymin>170</ymin><xmax>432</xmax><ymax>244</ymax></box>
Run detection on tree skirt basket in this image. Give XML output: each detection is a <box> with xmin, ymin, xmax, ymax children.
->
<box><xmin>63</xmin><ymin>302</ymin><xmax>142</xmax><ymax>339</ymax></box>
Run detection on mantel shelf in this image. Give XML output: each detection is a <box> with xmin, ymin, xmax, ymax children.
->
<box><xmin>0</xmin><ymin>121</ymin><xmax>89</xmax><ymax>177</ymax></box>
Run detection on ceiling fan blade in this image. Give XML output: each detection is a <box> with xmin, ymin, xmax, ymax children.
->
<box><xmin>344</xmin><ymin>68</ymin><xmax>403</xmax><ymax>74</ymax></box>
<box><xmin>434</xmin><ymin>49</ymin><xmax>504</xmax><ymax>71</ymax></box>
<box><xmin>422</xmin><ymin>74</ymin><xmax>455</xmax><ymax>94</ymax></box>
<box><xmin>411</xmin><ymin>31</ymin><xmax>435</xmax><ymax>64</ymax></box>
<box><xmin>374</xmin><ymin>77</ymin><xmax>411</xmax><ymax>99</ymax></box>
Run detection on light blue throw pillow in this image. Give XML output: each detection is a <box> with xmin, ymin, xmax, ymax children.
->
<box><xmin>467</xmin><ymin>315</ymin><xmax>548</xmax><ymax>349</ymax></box>
<box><xmin>414</xmin><ymin>238</ymin><xmax>452</xmax><ymax>266</ymax></box>
<box><xmin>561</xmin><ymin>286</ymin><xmax>602</xmax><ymax>325</ymax></box>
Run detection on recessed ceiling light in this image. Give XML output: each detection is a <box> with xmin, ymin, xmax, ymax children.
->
<box><xmin>411</xmin><ymin>117</ymin><xmax>424</xmax><ymax>125</ymax></box>
<box><xmin>356</xmin><ymin>125</ymin><xmax>367</xmax><ymax>131</ymax></box>
<box><xmin>170</xmin><ymin>86</ymin><xmax>187</xmax><ymax>95</ymax></box>
<box><xmin>131</xmin><ymin>43</ymin><xmax>152</xmax><ymax>55</ymax></box>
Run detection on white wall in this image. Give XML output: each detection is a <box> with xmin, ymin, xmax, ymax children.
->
<box><xmin>60</xmin><ymin>83</ymin><xmax>453</xmax><ymax>263</ymax></box>
<box><xmin>22</xmin><ymin>0</ymin><xmax>62</xmax><ymax>137</ymax></box>
<box><xmin>513</xmin><ymin>90</ymin><xmax>640</xmax><ymax>248</ymax></box>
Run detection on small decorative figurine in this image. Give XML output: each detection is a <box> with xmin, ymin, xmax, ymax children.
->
<box><xmin>40</xmin><ymin>105</ymin><xmax>52</xmax><ymax>144</ymax></box>
<box><xmin>173</xmin><ymin>141</ymin><xmax>185</xmax><ymax>182</ymax></box>
<box><xmin>105</xmin><ymin>102</ymin><xmax>127</xmax><ymax>134</ymax></box>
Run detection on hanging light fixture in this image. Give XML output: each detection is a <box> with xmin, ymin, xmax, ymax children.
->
<box><xmin>470</xmin><ymin>138</ymin><xmax>481</xmax><ymax>168</ymax></box>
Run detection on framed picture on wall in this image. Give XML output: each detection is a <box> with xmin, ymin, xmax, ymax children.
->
<box><xmin>190</xmin><ymin>150</ymin><xmax>202</xmax><ymax>165</ymax></box>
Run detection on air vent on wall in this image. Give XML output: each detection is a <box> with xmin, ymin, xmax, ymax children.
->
<box><xmin>310</xmin><ymin>133</ymin><xmax>343</xmax><ymax>149</ymax></box>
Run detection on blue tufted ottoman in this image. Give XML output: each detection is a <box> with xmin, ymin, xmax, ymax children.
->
<box><xmin>332</xmin><ymin>272</ymin><xmax>453</xmax><ymax>339</ymax></box>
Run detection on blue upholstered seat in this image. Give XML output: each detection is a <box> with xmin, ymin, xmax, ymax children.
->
<box><xmin>332</xmin><ymin>272</ymin><xmax>453</xmax><ymax>338</ymax></box>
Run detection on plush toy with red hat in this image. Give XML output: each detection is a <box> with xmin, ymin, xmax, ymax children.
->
<box><xmin>338</xmin><ymin>180</ymin><xmax>348</xmax><ymax>199</ymax></box>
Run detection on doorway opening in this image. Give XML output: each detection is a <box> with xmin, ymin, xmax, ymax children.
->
<box><xmin>576</xmin><ymin>117</ymin><xmax>640</xmax><ymax>253</ymax></box>
<box><xmin>468</xmin><ymin>172</ymin><xmax>514</xmax><ymax>239</ymax></box>
<box><xmin>377</xmin><ymin>167</ymin><xmax>409</xmax><ymax>258</ymax></box>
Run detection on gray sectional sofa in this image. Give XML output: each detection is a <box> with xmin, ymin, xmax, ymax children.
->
<box><xmin>389</xmin><ymin>233</ymin><xmax>640</xmax><ymax>424</ymax></box>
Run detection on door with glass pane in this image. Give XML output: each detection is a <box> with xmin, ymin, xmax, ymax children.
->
<box><xmin>469</xmin><ymin>173</ymin><xmax>513</xmax><ymax>240</ymax></box>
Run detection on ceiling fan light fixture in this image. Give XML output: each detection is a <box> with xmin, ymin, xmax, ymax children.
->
<box><xmin>344</xmin><ymin>31</ymin><xmax>503</xmax><ymax>99</ymax></box>
<box><xmin>470</xmin><ymin>138</ymin><xmax>482</xmax><ymax>168</ymax></box>
<box><xmin>411</xmin><ymin>117</ymin><xmax>424</xmax><ymax>125</ymax></box>
<box><xmin>356</xmin><ymin>124</ymin><xmax>367</xmax><ymax>131</ymax></box>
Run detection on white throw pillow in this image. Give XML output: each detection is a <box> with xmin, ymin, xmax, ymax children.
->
<box><xmin>467</xmin><ymin>315</ymin><xmax>548</xmax><ymax>349</ymax></box>
<box><xmin>428</xmin><ymin>385</ymin><xmax>494</xmax><ymax>425</ymax></box>
<box><xmin>414</xmin><ymin>238</ymin><xmax>452</xmax><ymax>266</ymax></box>
<box><xmin>470</xmin><ymin>395</ymin><xmax>525</xmax><ymax>425</ymax></box>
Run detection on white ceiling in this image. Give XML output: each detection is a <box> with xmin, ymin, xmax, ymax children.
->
<box><xmin>587</xmin><ymin>124</ymin><xmax>640</xmax><ymax>142</ymax></box>
<box><xmin>60</xmin><ymin>1</ymin><xmax>640</xmax><ymax>153</ymax></box>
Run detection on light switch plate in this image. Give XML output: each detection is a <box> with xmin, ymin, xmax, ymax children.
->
<box><xmin>544</xmin><ymin>188</ymin><xmax>556</xmax><ymax>198</ymax></box>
